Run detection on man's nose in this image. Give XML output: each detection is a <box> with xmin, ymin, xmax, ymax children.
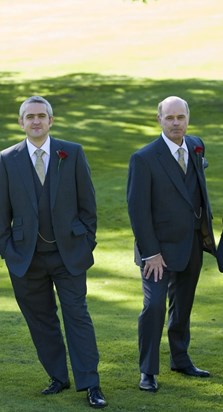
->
<box><xmin>173</xmin><ymin>117</ymin><xmax>179</xmax><ymax>125</ymax></box>
<box><xmin>33</xmin><ymin>116</ymin><xmax>40</xmax><ymax>123</ymax></box>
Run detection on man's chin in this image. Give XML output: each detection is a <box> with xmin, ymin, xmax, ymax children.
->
<box><xmin>30</xmin><ymin>132</ymin><xmax>44</xmax><ymax>139</ymax></box>
<box><xmin>171</xmin><ymin>131</ymin><xmax>184</xmax><ymax>138</ymax></box>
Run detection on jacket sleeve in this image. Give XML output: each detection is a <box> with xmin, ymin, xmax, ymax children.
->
<box><xmin>75</xmin><ymin>146</ymin><xmax>97</xmax><ymax>249</ymax></box>
<box><xmin>127</xmin><ymin>152</ymin><xmax>160</xmax><ymax>259</ymax></box>
<box><xmin>0</xmin><ymin>153</ymin><xmax>12</xmax><ymax>258</ymax></box>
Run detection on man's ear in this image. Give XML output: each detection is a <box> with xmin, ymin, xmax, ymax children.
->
<box><xmin>18</xmin><ymin>117</ymin><xmax>24</xmax><ymax>129</ymax></box>
<box><xmin>49</xmin><ymin>116</ymin><xmax>54</xmax><ymax>128</ymax></box>
<box><xmin>157</xmin><ymin>114</ymin><xmax>161</xmax><ymax>125</ymax></box>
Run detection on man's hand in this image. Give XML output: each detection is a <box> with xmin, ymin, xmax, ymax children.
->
<box><xmin>143</xmin><ymin>254</ymin><xmax>167</xmax><ymax>282</ymax></box>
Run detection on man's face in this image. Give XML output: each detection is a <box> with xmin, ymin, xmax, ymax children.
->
<box><xmin>157</xmin><ymin>99</ymin><xmax>189</xmax><ymax>145</ymax></box>
<box><xmin>18</xmin><ymin>102</ymin><xmax>53</xmax><ymax>145</ymax></box>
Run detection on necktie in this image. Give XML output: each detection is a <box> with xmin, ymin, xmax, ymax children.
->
<box><xmin>35</xmin><ymin>149</ymin><xmax>45</xmax><ymax>185</ymax></box>
<box><xmin>177</xmin><ymin>147</ymin><xmax>187</xmax><ymax>173</ymax></box>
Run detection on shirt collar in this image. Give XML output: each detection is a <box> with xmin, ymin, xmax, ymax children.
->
<box><xmin>161</xmin><ymin>132</ymin><xmax>188</xmax><ymax>155</ymax></box>
<box><xmin>26</xmin><ymin>136</ymin><xmax>51</xmax><ymax>157</ymax></box>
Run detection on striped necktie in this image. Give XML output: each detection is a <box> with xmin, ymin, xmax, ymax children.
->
<box><xmin>177</xmin><ymin>147</ymin><xmax>187</xmax><ymax>173</ymax></box>
<box><xmin>35</xmin><ymin>149</ymin><xmax>45</xmax><ymax>185</ymax></box>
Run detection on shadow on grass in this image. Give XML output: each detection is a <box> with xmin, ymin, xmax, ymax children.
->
<box><xmin>0</xmin><ymin>72</ymin><xmax>223</xmax><ymax>231</ymax></box>
<box><xmin>0</xmin><ymin>73</ymin><xmax>223</xmax><ymax>411</ymax></box>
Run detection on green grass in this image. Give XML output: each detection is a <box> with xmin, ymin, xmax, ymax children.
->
<box><xmin>0</xmin><ymin>74</ymin><xmax>223</xmax><ymax>411</ymax></box>
<box><xmin>1</xmin><ymin>0</ymin><xmax>223</xmax><ymax>410</ymax></box>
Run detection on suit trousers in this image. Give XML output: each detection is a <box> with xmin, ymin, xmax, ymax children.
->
<box><xmin>138</xmin><ymin>230</ymin><xmax>203</xmax><ymax>375</ymax></box>
<box><xmin>9</xmin><ymin>250</ymin><xmax>100</xmax><ymax>391</ymax></box>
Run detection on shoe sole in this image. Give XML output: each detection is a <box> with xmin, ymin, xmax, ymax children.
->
<box><xmin>88</xmin><ymin>402</ymin><xmax>108</xmax><ymax>409</ymax></box>
<box><xmin>139</xmin><ymin>385</ymin><xmax>158</xmax><ymax>392</ymax></box>
<box><xmin>42</xmin><ymin>384</ymin><xmax>70</xmax><ymax>395</ymax></box>
<box><xmin>171</xmin><ymin>369</ymin><xmax>210</xmax><ymax>378</ymax></box>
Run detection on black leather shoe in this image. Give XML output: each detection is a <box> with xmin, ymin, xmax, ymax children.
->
<box><xmin>139</xmin><ymin>373</ymin><xmax>158</xmax><ymax>392</ymax></box>
<box><xmin>41</xmin><ymin>378</ymin><xmax>70</xmax><ymax>395</ymax></box>
<box><xmin>87</xmin><ymin>386</ymin><xmax>107</xmax><ymax>408</ymax></box>
<box><xmin>171</xmin><ymin>365</ymin><xmax>210</xmax><ymax>378</ymax></box>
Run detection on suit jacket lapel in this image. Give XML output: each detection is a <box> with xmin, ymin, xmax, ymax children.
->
<box><xmin>156</xmin><ymin>137</ymin><xmax>193</xmax><ymax>207</ymax></box>
<box><xmin>186</xmin><ymin>137</ymin><xmax>208</xmax><ymax>203</ymax></box>
<box><xmin>14</xmin><ymin>140</ymin><xmax>38</xmax><ymax>214</ymax></box>
<box><xmin>14</xmin><ymin>137</ymin><xmax>66</xmax><ymax>213</ymax></box>
<box><xmin>49</xmin><ymin>137</ymin><xmax>65</xmax><ymax>210</ymax></box>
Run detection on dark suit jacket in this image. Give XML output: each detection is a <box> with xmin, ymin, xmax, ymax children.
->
<box><xmin>0</xmin><ymin>137</ymin><xmax>97</xmax><ymax>277</ymax></box>
<box><xmin>127</xmin><ymin>135</ymin><xmax>215</xmax><ymax>271</ymax></box>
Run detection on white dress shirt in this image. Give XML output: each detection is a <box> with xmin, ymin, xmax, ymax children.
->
<box><xmin>26</xmin><ymin>136</ymin><xmax>50</xmax><ymax>175</ymax></box>
<box><xmin>162</xmin><ymin>132</ymin><xmax>188</xmax><ymax>167</ymax></box>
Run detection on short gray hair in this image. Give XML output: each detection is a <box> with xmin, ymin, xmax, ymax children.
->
<box><xmin>19</xmin><ymin>96</ymin><xmax>53</xmax><ymax>118</ymax></box>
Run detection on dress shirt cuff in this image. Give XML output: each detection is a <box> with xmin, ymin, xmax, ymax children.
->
<box><xmin>142</xmin><ymin>253</ymin><xmax>161</xmax><ymax>261</ymax></box>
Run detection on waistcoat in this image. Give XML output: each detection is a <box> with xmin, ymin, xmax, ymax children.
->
<box><xmin>32</xmin><ymin>165</ymin><xmax>58</xmax><ymax>252</ymax></box>
<box><xmin>178</xmin><ymin>156</ymin><xmax>203</xmax><ymax>230</ymax></box>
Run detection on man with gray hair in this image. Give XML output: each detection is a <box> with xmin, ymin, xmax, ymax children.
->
<box><xmin>0</xmin><ymin>96</ymin><xmax>107</xmax><ymax>408</ymax></box>
<box><xmin>127</xmin><ymin>96</ymin><xmax>215</xmax><ymax>392</ymax></box>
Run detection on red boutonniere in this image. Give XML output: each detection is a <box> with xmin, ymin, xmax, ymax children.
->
<box><xmin>56</xmin><ymin>150</ymin><xmax>68</xmax><ymax>170</ymax></box>
<box><xmin>194</xmin><ymin>146</ymin><xmax>203</xmax><ymax>155</ymax></box>
<box><xmin>194</xmin><ymin>145</ymin><xmax>208</xmax><ymax>168</ymax></box>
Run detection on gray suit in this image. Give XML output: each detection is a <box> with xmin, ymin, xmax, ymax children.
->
<box><xmin>0</xmin><ymin>136</ymin><xmax>100</xmax><ymax>390</ymax></box>
<box><xmin>127</xmin><ymin>135</ymin><xmax>215</xmax><ymax>374</ymax></box>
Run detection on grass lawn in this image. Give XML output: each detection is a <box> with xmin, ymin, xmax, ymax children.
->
<box><xmin>0</xmin><ymin>1</ymin><xmax>223</xmax><ymax>411</ymax></box>
<box><xmin>0</xmin><ymin>74</ymin><xmax>223</xmax><ymax>412</ymax></box>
